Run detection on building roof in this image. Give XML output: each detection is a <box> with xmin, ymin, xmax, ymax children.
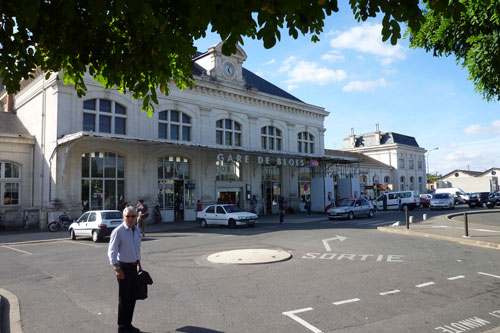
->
<box><xmin>193</xmin><ymin>50</ymin><xmax>303</xmax><ymax>103</ymax></box>
<box><xmin>440</xmin><ymin>169</ymin><xmax>482</xmax><ymax>179</ymax></box>
<box><xmin>325</xmin><ymin>149</ymin><xmax>391</xmax><ymax>168</ymax></box>
<box><xmin>0</xmin><ymin>111</ymin><xmax>31</xmax><ymax>136</ymax></box>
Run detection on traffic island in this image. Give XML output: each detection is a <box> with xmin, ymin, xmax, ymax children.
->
<box><xmin>207</xmin><ymin>249</ymin><xmax>292</xmax><ymax>264</ymax></box>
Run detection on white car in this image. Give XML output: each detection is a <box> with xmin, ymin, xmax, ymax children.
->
<box><xmin>69</xmin><ymin>210</ymin><xmax>123</xmax><ymax>242</ymax></box>
<box><xmin>197</xmin><ymin>204</ymin><xmax>258</xmax><ymax>228</ymax></box>
<box><xmin>430</xmin><ymin>193</ymin><xmax>455</xmax><ymax>210</ymax></box>
<box><xmin>327</xmin><ymin>198</ymin><xmax>375</xmax><ymax>220</ymax></box>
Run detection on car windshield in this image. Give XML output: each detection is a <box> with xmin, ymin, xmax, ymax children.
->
<box><xmin>223</xmin><ymin>205</ymin><xmax>242</xmax><ymax>213</ymax></box>
<box><xmin>339</xmin><ymin>199</ymin><xmax>355</xmax><ymax>207</ymax></box>
<box><xmin>101</xmin><ymin>211</ymin><xmax>122</xmax><ymax>219</ymax></box>
<box><xmin>433</xmin><ymin>193</ymin><xmax>449</xmax><ymax>199</ymax></box>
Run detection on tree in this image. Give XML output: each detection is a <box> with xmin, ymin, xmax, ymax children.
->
<box><xmin>0</xmin><ymin>1</ymin><xmax>465</xmax><ymax>114</ymax></box>
<box><xmin>408</xmin><ymin>1</ymin><xmax>500</xmax><ymax>102</ymax></box>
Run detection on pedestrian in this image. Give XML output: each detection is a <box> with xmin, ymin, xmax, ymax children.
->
<box><xmin>398</xmin><ymin>195</ymin><xmax>402</xmax><ymax>211</ymax></box>
<box><xmin>153</xmin><ymin>205</ymin><xmax>162</xmax><ymax>224</ymax></box>
<box><xmin>279</xmin><ymin>196</ymin><xmax>286</xmax><ymax>223</ymax></box>
<box><xmin>136</xmin><ymin>199</ymin><xmax>148</xmax><ymax>237</ymax></box>
<box><xmin>306</xmin><ymin>196</ymin><xmax>311</xmax><ymax>216</ymax></box>
<box><xmin>251</xmin><ymin>195</ymin><xmax>257</xmax><ymax>214</ymax></box>
<box><xmin>107</xmin><ymin>206</ymin><xmax>143</xmax><ymax>333</ymax></box>
<box><xmin>178</xmin><ymin>200</ymin><xmax>184</xmax><ymax>220</ymax></box>
<box><xmin>196</xmin><ymin>200</ymin><xmax>202</xmax><ymax>222</ymax></box>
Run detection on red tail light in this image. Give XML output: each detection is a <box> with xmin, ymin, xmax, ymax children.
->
<box><xmin>98</xmin><ymin>224</ymin><xmax>107</xmax><ymax>229</ymax></box>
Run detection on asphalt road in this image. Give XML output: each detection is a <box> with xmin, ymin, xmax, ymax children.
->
<box><xmin>1</xmin><ymin>209</ymin><xmax>499</xmax><ymax>333</ymax></box>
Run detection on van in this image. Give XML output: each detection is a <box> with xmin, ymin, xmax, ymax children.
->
<box><xmin>435</xmin><ymin>188</ymin><xmax>469</xmax><ymax>204</ymax></box>
<box><xmin>375</xmin><ymin>191</ymin><xmax>420</xmax><ymax>210</ymax></box>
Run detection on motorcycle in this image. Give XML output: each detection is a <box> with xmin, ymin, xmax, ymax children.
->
<box><xmin>48</xmin><ymin>212</ymin><xmax>72</xmax><ymax>232</ymax></box>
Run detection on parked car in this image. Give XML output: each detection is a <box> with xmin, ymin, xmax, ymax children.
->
<box><xmin>486</xmin><ymin>192</ymin><xmax>500</xmax><ymax>209</ymax></box>
<box><xmin>69</xmin><ymin>210</ymin><xmax>123</xmax><ymax>242</ymax></box>
<box><xmin>419</xmin><ymin>194</ymin><xmax>432</xmax><ymax>208</ymax></box>
<box><xmin>197</xmin><ymin>204</ymin><xmax>258</xmax><ymax>228</ymax></box>
<box><xmin>430</xmin><ymin>193</ymin><xmax>455</xmax><ymax>210</ymax></box>
<box><xmin>435</xmin><ymin>188</ymin><xmax>469</xmax><ymax>204</ymax></box>
<box><xmin>467</xmin><ymin>192</ymin><xmax>490</xmax><ymax>208</ymax></box>
<box><xmin>327</xmin><ymin>198</ymin><xmax>374</xmax><ymax>220</ymax></box>
<box><xmin>375</xmin><ymin>191</ymin><xmax>419</xmax><ymax>211</ymax></box>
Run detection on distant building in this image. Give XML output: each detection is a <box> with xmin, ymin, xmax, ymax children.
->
<box><xmin>340</xmin><ymin>124</ymin><xmax>427</xmax><ymax>194</ymax></box>
<box><xmin>436</xmin><ymin>169</ymin><xmax>499</xmax><ymax>193</ymax></box>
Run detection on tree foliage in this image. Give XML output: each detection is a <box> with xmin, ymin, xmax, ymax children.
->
<box><xmin>408</xmin><ymin>1</ymin><xmax>500</xmax><ymax>101</ymax></box>
<box><xmin>0</xmin><ymin>1</ymin><xmax>467</xmax><ymax>114</ymax></box>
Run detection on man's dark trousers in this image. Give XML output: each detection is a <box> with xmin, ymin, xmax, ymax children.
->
<box><xmin>117</xmin><ymin>263</ymin><xmax>138</xmax><ymax>331</ymax></box>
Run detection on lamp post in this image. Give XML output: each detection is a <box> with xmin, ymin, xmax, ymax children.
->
<box><xmin>426</xmin><ymin>147</ymin><xmax>439</xmax><ymax>184</ymax></box>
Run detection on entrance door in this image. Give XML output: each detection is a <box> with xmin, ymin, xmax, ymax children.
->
<box><xmin>174</xmin><ymin>180</ymin><xmax>184</xmax><ymax>221</ymax></box>
<box><xmin>217</xmin><ymin>189</ymin><xmax>242</xmax><ymax>207</ymax></box>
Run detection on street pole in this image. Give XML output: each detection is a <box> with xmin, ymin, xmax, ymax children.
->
<box><xmin>426</xmin><ymin>147</ymin><xmax>439</xmax><ymax>186</ymax></box>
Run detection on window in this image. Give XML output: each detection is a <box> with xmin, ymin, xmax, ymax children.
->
<box><xmin>417</xmin><ymin>159</ymin><xmax>423</xmax><ymax>169</ymax></box>
<box><xmin>360</xmin><ymin>175</ymin><xmax>367</xmax><ymax>183</ymax></box>
<box><xmin>261</xmin><ymin>126</ymin><xmax>282</xmax><ymax>151</ymax></box>
<box><xmin>157</xmin><ymin>157</ymin><xmax>193</xmax><ymax>210</ymax></box>
<box><xmin>158</xmin><ymin>110</ymin><xmax>191</xmax><ymax>141</ymax></box>
<box><xmin>398</xmin><ymin>157</ymin><xmax>405</xmax><ymax>169</ymax></box>
<box><xmin>216</xmin><ymin>119</ymin><xmax>241</xmax><ymax>146</ymax></box>
<box><xmin>410</xmin><ymin>176</ymin><xmax>415</xmax><ymax>190</ymax></box>
<box><xmin>298</xmin><ymin>167</ymin><xmax>311</xmax><ymax>203</ymax></box>
<box><xmin>216</xmin><ymin>161</ymin><xmax>241</xmax><ymax>181</ymax></box>
<box><xmin>81</xmin><ymin>152</ymin><xmax>125</xmax><ymax>211</ymax></box>
<box><xmin>206</xmin><ymin>206</ymin><xmax>215</xmax><ymax>214</ymax></box>
<box><xmin>400</xmin><ymin>176</ymin><xmax>406</xmax><ymax>191</ymax></box>
<box><xmin>384</xmin><ymin>176</ymin><xmax>390</xmax><ymax>184</ymax></box>
<box><xmin>83</xmin><ymin>99</ymin><xmax>127</xmax><ymax>134</ymax></box>
<box><xmin>0</xmin><ymin>162</ymin><xmax>20</xmax><ymax>206</ymax></box>
<box><xmin>409</xmin><ymin>159</ymin><xmax>414</xmax><ymax>169</ymax></box>
<box><xmin>298</xmin><ymin>132</ymin><xmax>315</xmax><ymax>153</ymax></box>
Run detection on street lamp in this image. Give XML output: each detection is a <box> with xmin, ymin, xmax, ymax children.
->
<box><xmin>426</xmin><ymin>147</ymin><xmax>439</xmax><ymax>183</ymax></box>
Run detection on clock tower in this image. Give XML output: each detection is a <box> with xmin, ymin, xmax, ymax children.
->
<box><xmin>194</xmin><ymin>42</ymin><xmax>247</xmax><ymax>85</ymax></box>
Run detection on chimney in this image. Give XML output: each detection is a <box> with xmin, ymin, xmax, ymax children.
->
<box><xmin>7</xmin><ymin>95</ymin><xmax>14</xmax><ymax>112</ymax></box>
<box><xmin>375</xmin><ymin>123</ymin><xmax>381</xmax><ymax>145</ymax></box>
<box><xmin>349</xmin><ymin>128</ymin><xmax>355</xmax><ymax>147</ymax></box>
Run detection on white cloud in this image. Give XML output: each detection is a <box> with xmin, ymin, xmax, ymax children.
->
<box><xmin>321</xmin><ymin>50</ymin><xmax>344</xmax><ymax>62</ymax></box>
<box><xmin>264</xmin><ymin>59</ymin><xmax>275</xmax><ymax>65</ymax></box>
<box><xmin>464</xmin><ymin>120</ymin><xmax>500</xmax><ymax>136</ymax></box>
<box><xmin>254</xmin><ymin>71</ymin><xmax>263</xmax><ymax>77</ymax></box>
<box><xmin>287</xmin><ymin>84</ymin><xmax>299</xmax><ymax>91</ymax></box>
<box><xmin>281</xmin><ymin>57</ymin><xmax>347</xmax><ymax>85</ymax></box>
<box><xmin>342</xmin><ymin>78</ymin><xmax>388</xmax><ymax>92</ymax></box>
<box><xmin>330</xmin><ymin>23</ymin><xmax>406</xmax><ymax>65</ymax></box>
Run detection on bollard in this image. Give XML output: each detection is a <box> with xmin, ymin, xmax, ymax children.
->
<box><xmin>406</xmin><ymin>209</ymin><xmax>409</xmax><ymax>229</ymax></box>
<box><xmin>464</xmin><ymin>212</ymin><xmax>469</xmax><ymax>237</ymax></box>
<box><xmin>423</xmin><ymin>214</ymin><xmax>428</xmax><ymax>221</ymax></box>
<box><xmin>409</xmin><ymin>216</ymin><xmax>414</xmax><ymax>224</ymax></box>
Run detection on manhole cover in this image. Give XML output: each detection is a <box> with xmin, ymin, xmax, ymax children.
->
<box><xmin>207</xmin><ymin>249</ymin><xmax>292</xmax><ymax>265</ymax></box>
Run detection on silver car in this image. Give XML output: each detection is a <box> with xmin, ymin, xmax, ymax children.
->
<box><xmin>430</xmin><ymin>193</ymin><xmax>455</xmax><ymax>210</ymax></box>
<box><xmin>69</xmin><ymin>210</ymin><xmax>123</xmax><ymax>242</ymax></box>
<box><xmin>327</xmin><ymin>198</ymin><xmax>375</xmax><ymax>220</ymax></box>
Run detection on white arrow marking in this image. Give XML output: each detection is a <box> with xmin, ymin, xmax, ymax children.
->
<box><xmin>282</xmin><ymin>308</ymin><xmax>322</xmax><ymax>333</ymax></box>
<box><xmin>322</xmin><ymin>235</ymin><xmax>347</xmax><ymax>252</ymax></box>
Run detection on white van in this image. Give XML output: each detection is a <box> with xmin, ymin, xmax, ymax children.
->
<box><xmin>375</xmin><ymin>191</ymin><xmax>420</xmax><ymax>210</ymax></box>
<box><xmin>435</xmin><ymin>188</ymin><xmax>469</xmax><ymax>204</ymax></box>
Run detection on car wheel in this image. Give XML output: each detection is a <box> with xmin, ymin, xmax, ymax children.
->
<box><xmin>228</xmin><ymin>219</ymin><xmax>236</xmax><ymax>229</ymax></box>
<box><xmin>368</xmin><ymin>209</ymin><xmax>374</xmax><ymax>218</ymax></box>
<box><xmin>92</xmin><ymin>230</ymin><xmax>100</xmax><ymax>242</ymax></box>
<box><xmin>482</xmin><ymin>202</ymin><xmax>487</xmax><ymax>208</ymax></box>
<box><xmin>418</xmin><ymin>203</ymin><xmax>423</xmax><ymax>209</ymax></box>
<box><xmin>347</xmin><ymin>211</ymin><xmax>354</xmax><ymax>220</ymax></box>
<box><xmin>70</xmin><ymin>229</ymin><xmax>76</xmax><ymax>240</ymax></box>
<box><xmin>200</xmin><ymin>219</ymin><xmax>207</xmax><ymax>228</ymax></box>
<box><xmin>248</xmin><ymin>223</ymin><xmax>255</xmax><ymax>228</ymax></box>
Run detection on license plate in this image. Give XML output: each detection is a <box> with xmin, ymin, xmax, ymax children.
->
<box><xmin>111</xmin><ymin>220</ymin><xmax>121</xmax><ymax>224</ymax></box>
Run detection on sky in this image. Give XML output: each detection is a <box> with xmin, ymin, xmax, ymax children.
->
<box><xmin>194</xmin><ymin>4</ymin><xmax>500</xmax><ymax>175</ymax></box>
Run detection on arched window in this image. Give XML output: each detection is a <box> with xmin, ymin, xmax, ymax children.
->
<box><xmin>360</xmin><ymin>175</ymin><xmax>367</xmax><ymax>183</ymax></box>
<box><xmin>384</xmin><ymin>176</ymin><xmax>390</xmax><ymax>184</ymax></box>
<box><xmin>158</xmin><ymin>110</ymin><xmax>191</xmax><ymax>141</ymax></box>
<box><xmin>409</xmin><ymin>176</ymin><xmax>415</xmax><ymax>190</ymax></box>
<box><xmin>261</xmin><ymin>126</ymin><xmax>282</xmax><ymax>151</ymax></box>
<box><xmin>216</xmin><ymin>119</ymin><xmax>241</xmax><ymax>146</ymax></box>
<box><xmin>400</xmin><ymin>176</ymin><xmax>406</xmax><ymax>191</ymax></box>
<box><xmin>298</xmin><ymin>132</ymin><xmax>314</xmax><ymax>153</ymax></box>
<box><xmin>81</xmin><ymin>152</ymin><xmax>125</xmax><ymax>210</ymax></box>
<box><xmin>83</xmin><ymin>99</ymin><xmax>127</xmax><ymax>134</ymax></box>
<box><xmin>0</xmin><ymin>162</ymin><xmax>20</xmax><ymax>206</ymax></box>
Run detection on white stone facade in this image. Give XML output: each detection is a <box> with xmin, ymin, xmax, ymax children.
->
<box><xmin>1</xmin><ymin>42</ymin><xmax>335</xmax><ymax>226</ymax></box>
<box><xmin>436</xmin><ymin>169</ymin><xmax>499</xmax><ymax>193</ymax></box>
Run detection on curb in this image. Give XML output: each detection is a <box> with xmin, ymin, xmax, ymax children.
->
<box><xmin>446</xmin><ymin>209</ymin><xmax>500</xmax><ymax>222</ymax></box>
<box><xmin>377</xmin><ymin>226</ymin><xmax>500</xmax><ymax>251</ymax></box>
<box><xmin>0</xmin><ymin>288</ymin><xmax>23</xmax><ymax>333</ymax></box>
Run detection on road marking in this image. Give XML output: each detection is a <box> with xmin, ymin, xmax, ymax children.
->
<box><xmin>355</xmin><ymin>220</ymin><xmax>383</xmax><ymax>225</ymax></box>
<box><xmin>333</xmin><ymin>298</ymin><xmax>360</xmax><ymax>305</ymax></box>
<box><xmin>371</xmin><ymin>221</ymin><xmax>396</xmax><ymax>226</ymax></box>
<box><xmin>2</xmin><ymin>245</ymin><xmax>32</xmax><ymax>255</ymax></box>
<box><xmin>470</xmin><ymin>228</ymin><xmax>500</xmax><ymax>233</ymax></box>
<box><xmin>282</xmin><ymin>308</ymin><xmax>322</xmax><ymax>333</ymax></box>
<box><xmin>379</xmin><ymin>289</ymin><xmax>401</xmax><ymax>296</ymax></box>
<box><xmin>62</xmin><ymin>241</ymin><xmax>101</xmax><ymax>248</ymax></box>
<box><xmin>432</xmin><ymin>226</ymin><xmax>452</xmax><ymax>228</ymax></box>
<box><xmin>447</xmin><ymin>275</ymin><xmax>465</xmax><ymax>280</ymax></box>
<box><xmin>416</xmin><ymin>282</ymin><xmax>435</xmax><ymax>288</ymax></box>
<box><xmin>322</xmin><ymin>235</ymin><xmax>346</xmax><ymax>252</ymax></box>
<box><xmin>479</xmin><ymin>272</ymin><xmax>500</xmax><ymax>279</ymax></box>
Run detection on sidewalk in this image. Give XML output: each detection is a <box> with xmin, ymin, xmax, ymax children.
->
<box><xmin>378</xmin><ymin>210</ymin><xmax>500</xmax><ymax>251</ymax></box>
<box><xmin>0</xmin><ymin>213</ymin><xmax>330</xmax><ymax>245</ymax></box>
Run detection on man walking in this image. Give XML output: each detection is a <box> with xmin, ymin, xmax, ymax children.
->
<box><xmin>136</xmin><ymin>199</ymin><xmax>148</xmax><ymax>237</ymax></box>
<box><xmin>108</xmin><ymin>206</ymin><xmax>143</xmax><ymax>333</ymax></box>
<box><xmin>279</xmin><ymin>196</ymin><xmax>285</xmax><ymax>223</ymax></box>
